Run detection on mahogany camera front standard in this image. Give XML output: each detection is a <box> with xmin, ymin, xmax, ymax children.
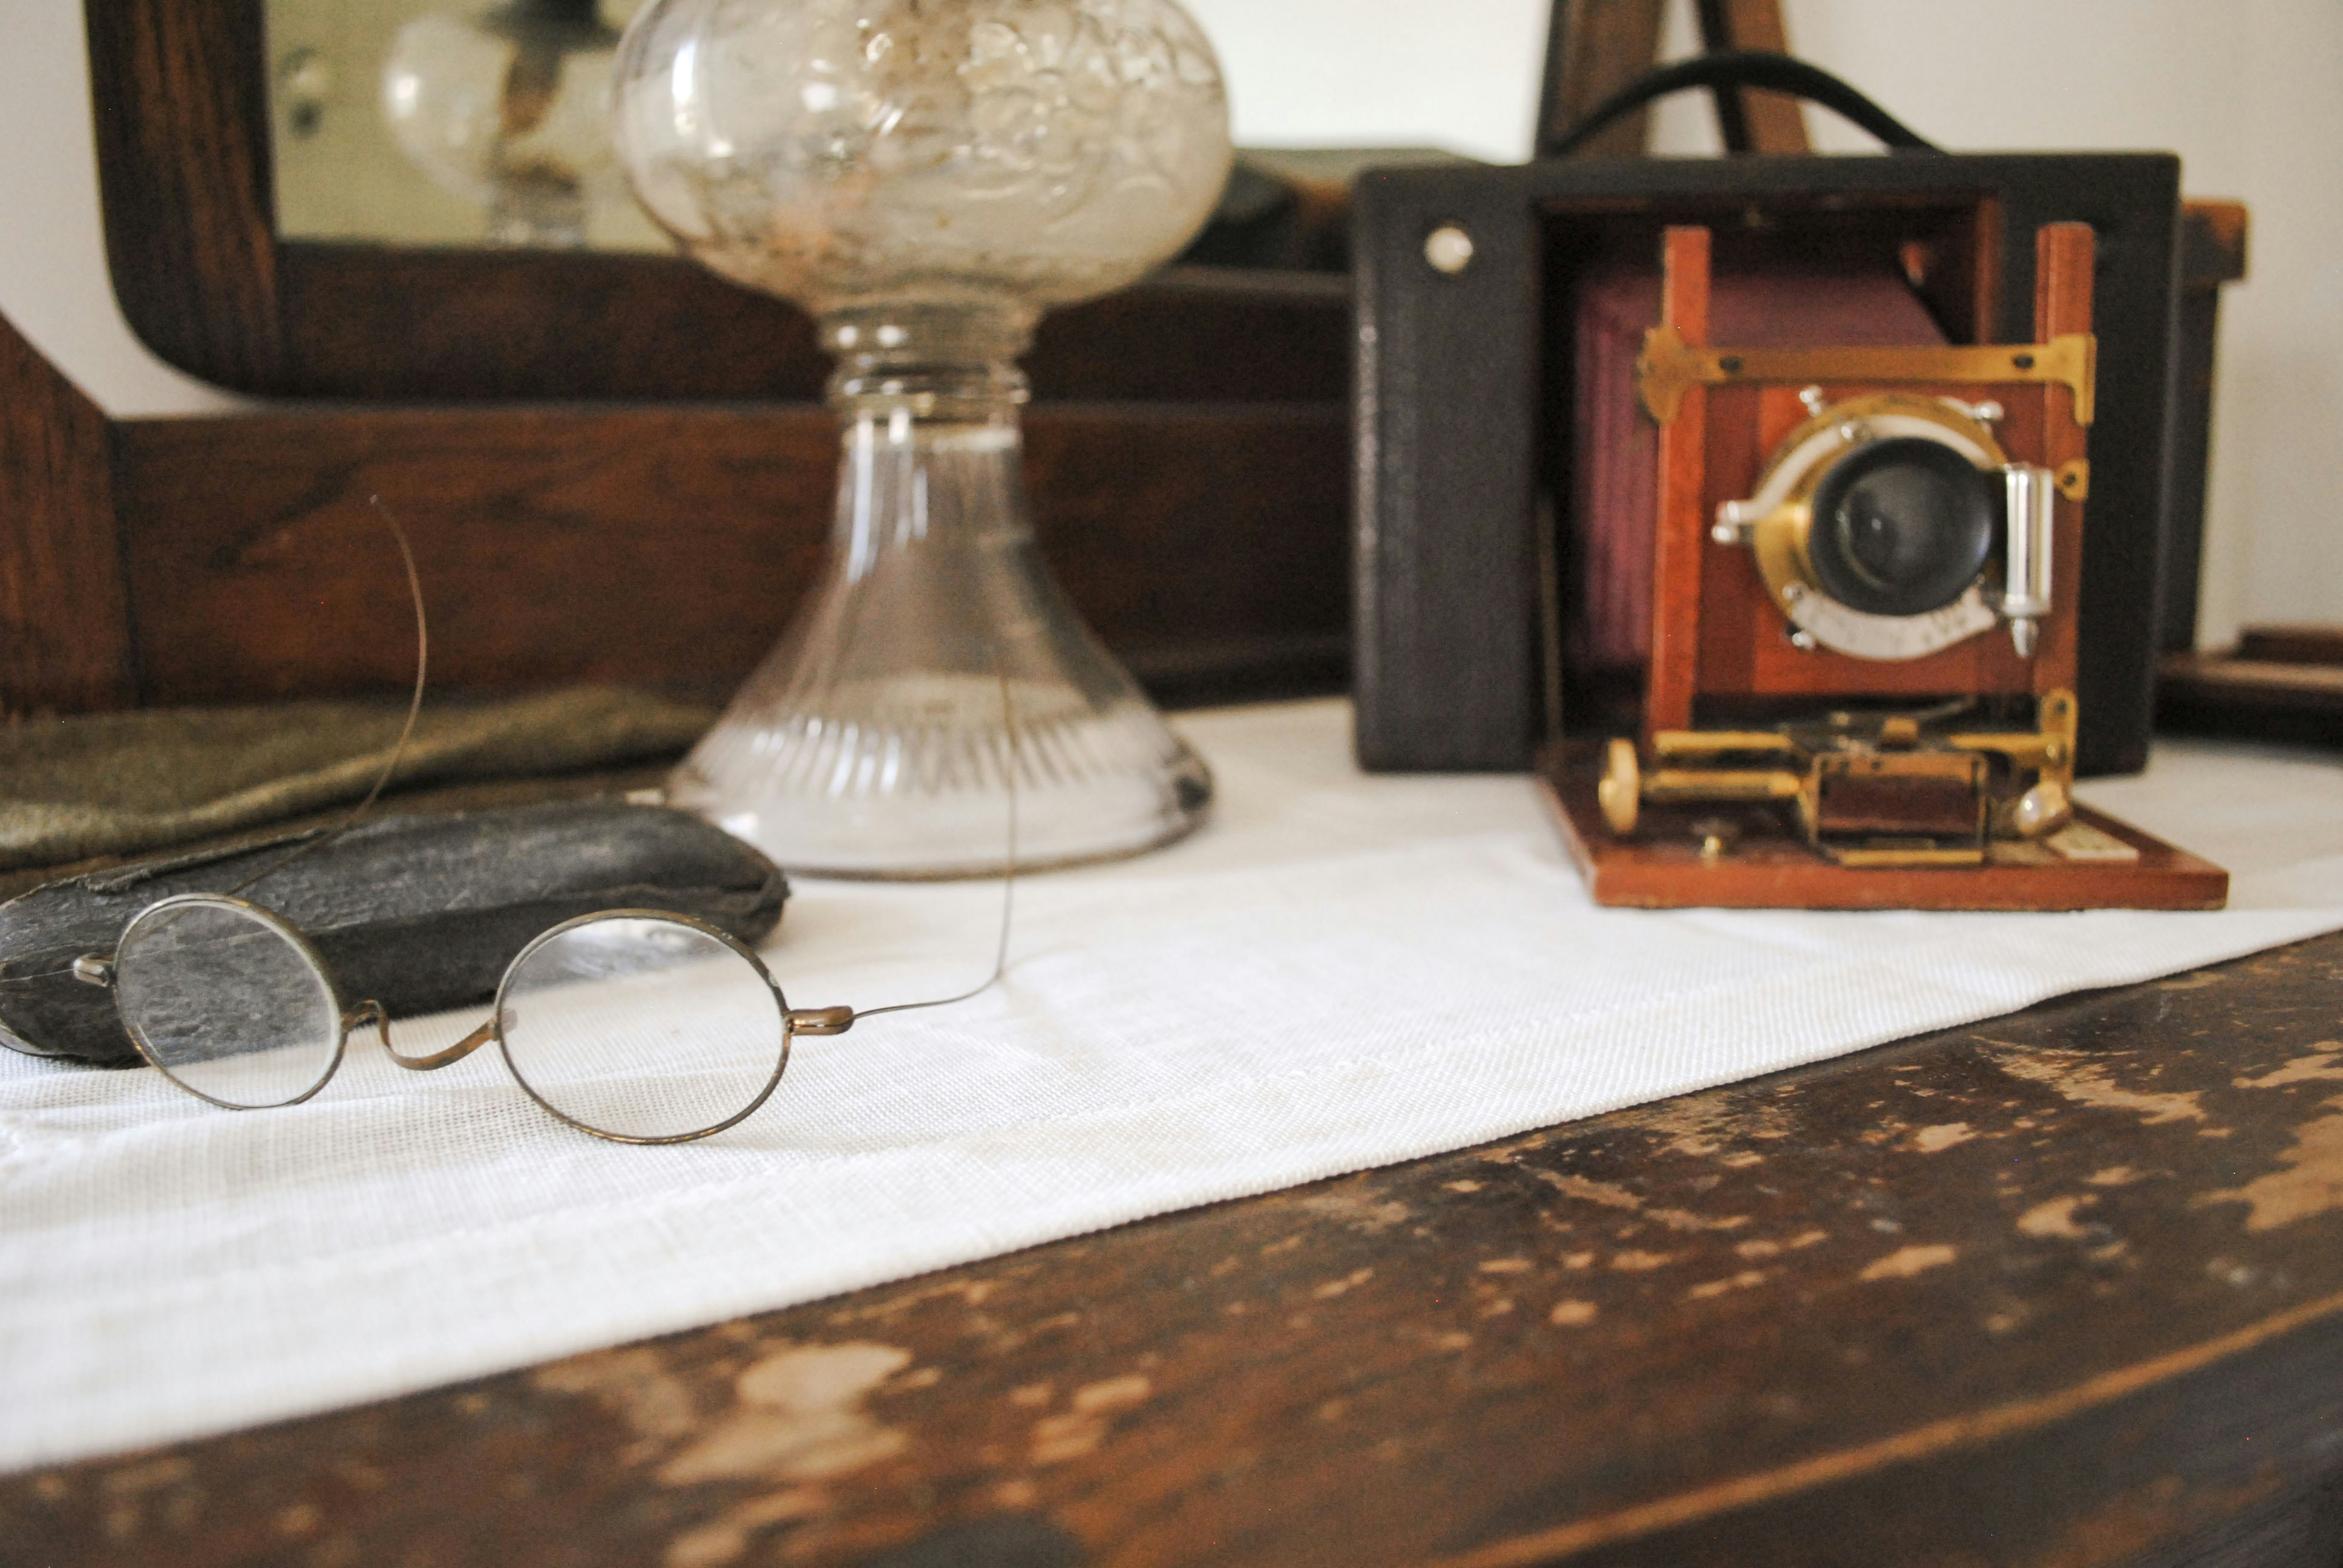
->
<box><xmin>1351</xmin><ymin>154</ymin><xmax>2226</xmax><ymax>910</ymax></box>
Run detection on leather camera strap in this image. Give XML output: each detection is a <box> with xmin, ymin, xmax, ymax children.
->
<box><xmin>1541</xmin><ymin>50</ymin><xmax>1942</xmax><ymax>158</ymax></box>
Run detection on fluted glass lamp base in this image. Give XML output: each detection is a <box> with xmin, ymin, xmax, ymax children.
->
<box><xmin>670</xmin><ymin>316</ymin><xmax>1213</xmax><ymax>879</ymax></box>
<box><xmin>672</xmin><ymin>673</ymin><xmax>1210</xmax><ymax>879</ymax></box>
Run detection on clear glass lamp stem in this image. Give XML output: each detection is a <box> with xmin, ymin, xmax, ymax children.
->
<box><xmin>668</xmin><ymin>305</ymin><xmax>1212</xmax><ymax>878</ymax></box>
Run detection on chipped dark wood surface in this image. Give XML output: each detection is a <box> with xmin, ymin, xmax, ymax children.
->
<box><xmin>9</xmin><ymin>932</ymin><xmax>2343</xmax><ymax>1567</ymax></box>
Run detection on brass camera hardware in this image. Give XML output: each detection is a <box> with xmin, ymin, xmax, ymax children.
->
<box><xmin>1708</xmin><ymin>393</ymin><xmax>2051</xmax><ymax>663</ymax></box>
<box><xmin>1656</xmin><ymin>337</ymin><xmax>2088</xmax><ymax>658</ymax></box>
<box><xmin>1597</xmin><ymin>689</ymin><xmax>2080</xmax><ymax>868</ymax></box>
<box><xmin>1635</xmin><ymin>327</ymin><xmax>2098</xmax><ymax>426</ymax></box>
<box><xmin>1950</xmin><ymin>685</ymin><xmax>2078</xmax><ymax>840</ymax></box>
<box><xmin>1812</xmin><ymin>750</ymin><xmax>1988</xmax><ymax>867</ymax></box>
<box><xmin>1999</xmin><ymin>464</ymin><xmax>2058</xmax><ymax>657</ymax></box>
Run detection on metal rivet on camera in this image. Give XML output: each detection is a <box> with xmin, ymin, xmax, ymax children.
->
<box><xmin>1789</xmin><ymin>630</ymin><xmax>1818</xmax><ymax>650</ymax></box>
<box><xmin>1424</xmin><ymin>225</ymin><xmax>1475</xmax><ymax>275</ymax></box>
<box><xmin>1799</xmin><ymin>385</ymin><xmax>1827</xmax><ymax>416</ymax></box>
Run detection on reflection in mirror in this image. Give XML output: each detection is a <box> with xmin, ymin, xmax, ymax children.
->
<box><xmin>266</xmin><ymin>0</ymin><xmax>1509</xmax><ymax>258</ymax></box>
<box><xmin>269</xmin><ymin>0</ymin><xmax>668</xmax><ymax>250</ymax></box>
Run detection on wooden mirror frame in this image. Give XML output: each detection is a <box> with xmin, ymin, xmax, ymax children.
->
<box><xmin>0</xmin><ymin>0</ymin><xmax>1358</xmax><ymax>722</ymax></box>
<box><xmin>84</xmin><ymin>0</ymin><xmax>1348</xmax><ymax>405</ymax></box>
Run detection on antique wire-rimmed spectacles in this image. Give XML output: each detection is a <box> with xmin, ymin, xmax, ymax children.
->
<box><xmin>64</xmin><ymin>501</ymin><xmax>1017</xmax><ymax>1145</ymax></box>
<box><xmin>70</xmin><ymin>893</ymin><xmax>1005</xmax><ymax>1144</ymax></box>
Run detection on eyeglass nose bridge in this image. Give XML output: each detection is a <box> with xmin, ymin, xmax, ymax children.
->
<box><xmin>369</xmin><ymin>998</ymin><xmax>852</xmax><ymax>1074</ymax></box>
<box><xmin>382</xmin><ymin>1010</ymin><xmax>497</xmax><ymax>1073</ymax></box>
<box><xmin>341</xmin><ymin>998</ymin><xmax>395</xmax><ymax>1056</ymax></box>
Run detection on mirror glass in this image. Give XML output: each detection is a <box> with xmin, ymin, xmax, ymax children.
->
<box><xmin>268</xmin><ymin>0</ymin><xmax>669</xmax><ymax>251</ymax></box>
<box><xmin>263</xmin><ymin>0</ymin><xmax>1536</xmax><ymax>254</ymax></box>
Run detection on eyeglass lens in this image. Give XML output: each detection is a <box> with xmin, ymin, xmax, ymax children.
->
<box><xmin>115</xmin><ymin>900</ymin><xmax>342</xmax><ymax>1109</ymax></box>
<box><xmin>496</xmin><ymin>917</ymin><xmax>788</xmax><ymax>1142</ymax></box>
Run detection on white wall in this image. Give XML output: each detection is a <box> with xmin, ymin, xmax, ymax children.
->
<box><xmin>3</xmin><ymin>0</ymin><xmax>2336</xmax><ymax>643</ymax></box>
<box><xmin>0</xmin><ymin>0</ymin><xmax>245</xmax><ymax>415</ymax></box>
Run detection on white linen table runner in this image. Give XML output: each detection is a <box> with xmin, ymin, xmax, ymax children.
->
<box><xmin>3</xmin><ymin>700</ymin><xmax>2339</xmax><ymax>1471</ymax></box>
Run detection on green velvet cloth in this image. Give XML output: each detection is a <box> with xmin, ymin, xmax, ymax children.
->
<box><xmin>0</xmin><ymin>688</ymin><xmax>716</xmax><ymax>872</ymax></box>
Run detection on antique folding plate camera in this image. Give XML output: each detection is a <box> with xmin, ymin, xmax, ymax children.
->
<box><xmin>1537</xmin><ymin>223</ymin><xmax>2226</xmax><ymax>910</ymax></box>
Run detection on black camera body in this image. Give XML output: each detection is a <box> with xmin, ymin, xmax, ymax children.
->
<box><xmin>1351</xmin><ymin>152</ymin><xmax>2183</xmax><ymax>781</ymax></box>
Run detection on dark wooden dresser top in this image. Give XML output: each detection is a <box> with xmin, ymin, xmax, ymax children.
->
<box><xmin>8</xmin><ymin>931</ymin><xmax>2343</xmax><ymax>1568</ymax></box>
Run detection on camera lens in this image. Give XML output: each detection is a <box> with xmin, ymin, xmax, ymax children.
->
<box><xmin>1807</xmin><ymin>437</ymin><xmax>1997</xmax><ymax>616</ymax></box>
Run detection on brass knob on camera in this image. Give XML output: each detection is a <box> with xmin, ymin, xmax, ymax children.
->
<box><xmin>1599</xmin><ymin>739</ymin><xmax>1641</xmax><ymax>836</ymax></box>
<box><xmin>2003</xmin><ymin>779</ymin><xmax>2073</xmax><ymax>840</ymax></box>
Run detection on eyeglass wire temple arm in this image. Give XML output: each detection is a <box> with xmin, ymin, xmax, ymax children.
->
<box><xmin>226</xmin><ymin>496</ymin><xmax>430</xmax><ymax>900</ymax></box>
<box><xmin>846</xmin><ymin>665</ymin><xmax>1021</xmax><ymax>1028</ymax></box>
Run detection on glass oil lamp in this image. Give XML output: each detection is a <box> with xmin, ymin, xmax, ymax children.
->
<box><xmin>611</xmin><ymin>0</ymin><xmax>1230</xmax><ymax>876</ymax></box>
